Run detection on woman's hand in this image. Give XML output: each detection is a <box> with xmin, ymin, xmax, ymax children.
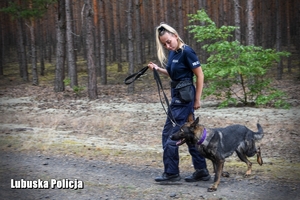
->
<box><xmin>148</xmin><ymin>62</ymin><xmax>159</xmax><ymax>71</ymax></box>
<box><xmin>194</xmin><ymin>100</ymin><xmax>201</xmax><ymax>110</ymax></box>
<box><xmin>148</xmin><ymin>62</ymin><xmax>169</xmax><ymax>76</ymax></box>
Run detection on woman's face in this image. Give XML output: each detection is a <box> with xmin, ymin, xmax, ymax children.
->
<box><xmin>159</xmin><ymin>32</ymin><xmax>179</xmax><ymax>51</ymax></box>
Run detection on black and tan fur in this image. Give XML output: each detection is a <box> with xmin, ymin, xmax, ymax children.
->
<box><xmin>170</xmin><ymin>117</ymin><xmax>264</xmax><ymax>192</ymax></box>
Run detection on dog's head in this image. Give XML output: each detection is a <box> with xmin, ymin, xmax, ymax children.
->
<box><xmin>170</xmin><ymin>117</ymin><xmax>203</xmax><ymax>146</ymax></box>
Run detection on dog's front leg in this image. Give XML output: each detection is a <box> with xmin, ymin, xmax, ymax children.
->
<box><xmin>212</xmin><ymin>161</ymin><xmax>217</xmax><ymax>175</ymax></box>
<box><xmin>208</xmin><ymin>160</ymin><xmax>224</xmax><ymax>192</ymax></box>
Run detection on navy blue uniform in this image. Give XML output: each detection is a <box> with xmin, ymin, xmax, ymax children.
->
<box><xmin>162</xmin><ymin>45</ymin><xmax>207</xmax><ymax>174</ymax></box>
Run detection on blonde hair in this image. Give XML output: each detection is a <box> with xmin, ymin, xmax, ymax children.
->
<box><xmin>155</xmin><ymin>23</ymin><xmax>185</xmax><ymax>67</ymax></box>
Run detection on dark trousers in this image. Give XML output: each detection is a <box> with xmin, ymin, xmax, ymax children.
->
<box><xmin>162</xmin><ymin>91</ymin><xmax>207</xmax><ymax>174</ymax></box>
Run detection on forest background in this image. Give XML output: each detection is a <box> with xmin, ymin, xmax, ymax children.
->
<box><xmin>1</xmin><ymin>1</ymin><xmax>300</xmax><ymax>199</ymax></box>
<box><xmin>0</xmin><ymin>0</ymin><xmax>299</xmax><ymax>100</ymax></box>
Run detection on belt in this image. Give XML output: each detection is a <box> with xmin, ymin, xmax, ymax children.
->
<box><xmin>171</xmin><ymin>80</ymin><xmax>193</xmax><ymax>89</ymax></box>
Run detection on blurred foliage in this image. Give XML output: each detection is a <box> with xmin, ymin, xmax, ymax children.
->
<box><xmin>188</xmin><ymin>10</ymin><xmax>290</xmax><ymax>108</ymax></box>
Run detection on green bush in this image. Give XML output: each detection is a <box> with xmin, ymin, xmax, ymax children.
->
<box><xmin>188</xmin><ymin>10</ymin><xmax>290</xmax><ymax>108</ymax></box>
<box><xmin>64</xmin><ymin>78</ymin><xmax>85</xmax><ymax>95</ymax></box>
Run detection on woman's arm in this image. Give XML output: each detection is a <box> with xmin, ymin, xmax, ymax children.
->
<box><xmin>192</xmin><ymin>66</ymin><xmax>204</xmax><ymax>110</ymax></box>
<box><xmin>148</xmin><ymin>62</ymin><xmax>169</xmax><ymax>76</ymax></box>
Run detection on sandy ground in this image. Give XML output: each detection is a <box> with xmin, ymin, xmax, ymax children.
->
<box><xmin>0</xmin><ymin>79</ymin><xmax>300</xmax><ymax>199</ymax></box>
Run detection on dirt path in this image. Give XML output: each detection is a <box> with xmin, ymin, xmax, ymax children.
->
<box><xmin>0</xmin><ymin>151</ymin><xmax>299</xmax><ymax>200</ymax></box>
<box><xmin>0</xmin><ymin>83</ymin><xmax>300</xmax><ymax>199</ymax></box>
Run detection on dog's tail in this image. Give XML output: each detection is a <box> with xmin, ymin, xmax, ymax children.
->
<box><xmin>254</xmin><ymin>123</ymin><xmax>264</xmax><ymax>140</ymax></box>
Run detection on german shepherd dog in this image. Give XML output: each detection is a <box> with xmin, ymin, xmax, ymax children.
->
<box><xmin>170</xmin><ymin>117</ymin><xmax>264</xmax><ymax>192</ymax></box>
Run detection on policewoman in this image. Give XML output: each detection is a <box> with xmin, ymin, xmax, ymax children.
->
<box><xmin>148</xmin><ymin>23</ymin><xmax>211</xmax><ymax>182</ymax></box>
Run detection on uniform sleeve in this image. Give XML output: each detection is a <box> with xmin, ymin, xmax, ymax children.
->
<box><xmin>185</xmin><ymin>47</ymin><xmax>201</xmax><ymax>70</ymax></box>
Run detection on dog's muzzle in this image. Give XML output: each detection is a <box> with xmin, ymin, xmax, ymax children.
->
<box><xmin>170</xmin><ymin>135</ymin><xmax>186</xmax><ymax>146</ymax></box>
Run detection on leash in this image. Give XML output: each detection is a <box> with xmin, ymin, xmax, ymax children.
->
<box><xmin>152</xmin><ymin>68</ymin><xmax>179</xmax><ymax>127</ymax></box>
<box><xmin>124</xmin><ymin>66</ymin><xmax>148</xmax><ymax>85</ymax></box>
<box><xmin>124</xmin><ymin>67</ymin><xmax>179</xmax><ymax>127</ymax></box>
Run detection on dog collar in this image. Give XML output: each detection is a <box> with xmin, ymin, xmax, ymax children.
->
<box><xmin>197</xmin><ymin>128</ymin><xmax>207</xmax><ymax>145</ymax></box>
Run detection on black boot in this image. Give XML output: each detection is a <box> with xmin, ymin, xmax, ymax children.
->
<box><xmin>184</xmin><ymin>169</ymin><xmax>210</xmax><ymax>182</ymax></box>
<box><xmin>155</xmin><ymin>172</ymin><xmax>181</xmax><ymax>182</ymax></box>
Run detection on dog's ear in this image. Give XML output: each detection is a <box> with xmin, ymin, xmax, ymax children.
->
<box><xmin>191</xmin><ymin>117</ymin><xmax>199</xmax><ymax>128</ymax></box>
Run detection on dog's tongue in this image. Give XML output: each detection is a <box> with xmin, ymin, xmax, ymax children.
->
<box><xmin>176</xmin><ymin>140</ymin><xmax>182</xmax><ymax>146</ymax></box>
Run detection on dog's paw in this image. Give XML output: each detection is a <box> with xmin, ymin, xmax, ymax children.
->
<box><xmin>244</xmin><ymin>169</ymin><xmax>252</xmax><ymax>177</ymax></box>
<box><xmin>222</xmin><ymin>172</ymin><xmax>230</xmax><ymax>177</ymax></box>
<box><xmin>207</xmin><ymin>187</ymin><xmax>217</xmax><ymax>192</ymax></box>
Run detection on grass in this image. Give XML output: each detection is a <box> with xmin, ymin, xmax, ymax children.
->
<box><xmin>1</xmin><ymin>58</ymin><xmax>300</xmax><ymax>189</ymax></box>
<box><xmin>0</xmin><ymin>126</ymin><xmax>162</xmax><ymax>164</ymax></box>
<box><xmin>1</xmin><ymin>127</ymin><xmax>300</xmax><ymax>183</ymax></box>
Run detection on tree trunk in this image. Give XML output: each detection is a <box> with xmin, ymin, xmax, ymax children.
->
<box><xmin>149</xmin><ymin>0</ymin><xmax>155</xmax><ymax>57</ymax></box>
<box><xmin>115</xmin><ymin>0</ymin><xmax>122</xmax><ymax>72</ymax></box>
<box><xmin>0</xmin><ymin>16</ymin><xmax>3</xmax><ymax>76</ymax></box>
<box><xmin>286</xmin><ymin>0</ymin><xmax>291</xmax><ymax>73</ymax></box>
<box><xmin>107</xmin><ymin>0</ymin><xmax>115</xmax><ymax>62</ymax></box>
<box><xmin>93</xmin><ymin>0</ymin><xmax>100</xmax><ymax>76</ymax></box>
<box><xmin>127</xmin><ymin>0</ymin><xmax>134</xmax><ymax>93</ymax></box>
<box><xmin>222</xmin><ymin>0</ymin><xmax>228</xmax><ymax>25</ymax></box>
<box><xmin>38</xmin><ymin>19</ymin><xmax>45</xmax><ymax>76</ymax></box>
<box><xmin>297</xmin><ymin>0</ymin><xmax>300</xmax><ymax>76</ymax></box>
<box><xmin>177</xmin><ymin>0</ymin><xmax>183</xmax><ymax>37</ymax></box>
<box><xmin>17</xmin><ymin>18</ymin><xmax>28</xmax><ymax>81</ymax></box>
<box><xmin>65</xmin><ymin>0</ymin><xmax>78</xmax><ymax>88</ymax></box>
<box><xmin>54</xmin><ymin>0</ymin><xmax>66</xmax><ymax>92</ymax></box>
<box><xmin>80</xmin><ymin>3</ymin><xmax>87</xmax><ymax>61</ymax></box>
<box><xmin>233</xmin><ymin>0</ymin><xmax>241</xmax><ymax>42</ymax></box>
<box><xmin>99</xmin><ymin>0</ymin><xmax>107</xmax><ymax>85</ymax></box>
<box><xmin>135</xmin><ymin>0</ymin><xmax>142</xmax><ymax>66</ymax></box>
<box><xmin>27</xmin><ymin>19</ymin><xmax>38</xmax><ymax>86</ymax></box>
<box><xmin>85</xmin><ymin>0</ymin><xmax>98</xmax><ymax>100</ymax></box>
<box><xmin>39</xmin><ymin>45</ymin><xmax>45</xmax><ymax>76</ymax></box>
<box><xmin>45</xmin><ymin>16</ymin><xmax>52</xmax><ymax>63</ymax></box>
<box><xmin>159</xmin><ymin>0</ymin><xmax>164</xmax><ymax>21</ymax></box>
<box><xmin>246</xmin><ymin>0</ymin><xmax>255</xmax><ymax>45</ymax></box>
<box><xmin>276</xmin><ymin>0</ymin><xmax>283</xmax><ymax>80</ymax></box>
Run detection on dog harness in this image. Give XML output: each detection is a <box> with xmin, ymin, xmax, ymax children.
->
<box><xmin>197</xmin><ymin>128</ymin><xmax>207</xmax><ymax>145</ymax></box>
